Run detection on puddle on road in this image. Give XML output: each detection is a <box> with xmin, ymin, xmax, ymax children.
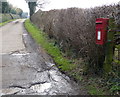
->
<box><xmin>10</xmin><ymin>50</ymin><xmax>30</xmax><ymax>56</ymax></box>
<box><xmin>0</xmin><ymin>88</ymin><xmax>21</xmax><ymax>96</ymax></box>
<box><xmin>12</xmin><ymin>21</ymin><xmax>19</xmax><ymax>24</ymax></box>
<box><xmin>23</xmin><ymin>34</ymin><xmax>28</xmax><ymax>36</ymax></box>
<box><xmin>30</xmin><ymin>83</ymin><xmax>51</xmax><ymax>93</ymax></box>
<box><xmin>45</xmin><ymin>62</ymin><xmax>70</xmax><ymax>82</ymax></box>
<box><xmin>45</xmin><ymin>62</ymin><xmax>55</xmax><ymax>67</ymax></box>
<box><xmin>49</xmin><ymin>70</ymin><xmax>62</xmax><ymax>82</ymax></box>
<box><xmin>11</xmin><ymin>53</ymin><xmax>30</xmax><ymax>56</ymax></box>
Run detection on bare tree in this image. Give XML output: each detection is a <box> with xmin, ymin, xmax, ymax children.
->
<box><xmin>25</xmin><ymin>0</ymin><xmax>47</xmax><ymax>19</ymax></box>
<box><xmin>25</xmin><ymin>0</ymin><xmax>37</xmax><ymax>18</ymax></box>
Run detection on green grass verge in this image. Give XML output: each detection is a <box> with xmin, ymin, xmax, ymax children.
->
<box><xmin>24</xmin><ymin>19</ymin><xmax>77</xmax><ymax>71</ymax></box>
<box><xmin>0</xmin><ymin>19</ymin><xmax>16</xmax><ymax>26</ymax></box>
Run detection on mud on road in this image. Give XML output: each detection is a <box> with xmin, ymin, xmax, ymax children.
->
<box><xmin>1</xmin><ymin>19</ymin><xmax>87</xmax><ymax>95</ymax></box>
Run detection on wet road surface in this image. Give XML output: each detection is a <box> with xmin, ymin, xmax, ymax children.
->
<box><xmin>0</xmin><ymin>19</ymin><xmax>86</xmax><ymax>95</ymax></box>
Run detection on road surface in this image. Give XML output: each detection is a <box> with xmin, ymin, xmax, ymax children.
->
<box><xmin>0</xmin><ymin>19</ymin><xmax>87</xmax><ymax>95</ymax></box>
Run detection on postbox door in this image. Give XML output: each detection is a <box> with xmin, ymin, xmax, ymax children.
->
<box><xmin>96</xmin><ymin>18</ymin><xmax>109</xmax><ymax>45</ymax></box>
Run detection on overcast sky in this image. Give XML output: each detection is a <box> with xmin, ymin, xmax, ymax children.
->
<box><xmin>7</xmin><ymin>0</ymin><xmax>120</xmax><ymax>13</ymax></box>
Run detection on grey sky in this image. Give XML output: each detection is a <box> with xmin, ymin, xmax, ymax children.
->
<box><xmin>7</xmin><ymin>0</ymin><xmax>120</xmax><ymax>13</ymax></box>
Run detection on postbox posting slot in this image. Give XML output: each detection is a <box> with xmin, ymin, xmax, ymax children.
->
<box><xmin>97</xmin><ymin>31</ymin><xmax>101</xmax><ymax>40</ymax></box>
<box><xmin>96</xmin><ymin>21</ymin><xmax>103</xmax><ymax>24</ymax></box>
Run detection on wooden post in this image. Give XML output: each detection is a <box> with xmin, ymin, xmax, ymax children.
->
<box><xmin>104</xmin><ymin>18</ymin><xmax>116</xmax><ymax>73</ymax></box>
<box><xmin>118</xmin><ymin>50</ymin><xmax>120</xmax><ymax>61</ymax></box>
<box><xmin>116</xmin><ymin>4</ymin><xmax>120</xmax><ymax>61</ymax></box>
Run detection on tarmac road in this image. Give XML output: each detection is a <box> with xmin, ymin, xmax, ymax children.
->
<box><xmin>0</xmin><ymin>19</ymin><xmax>87</xmax><ymax>95</ymax></box>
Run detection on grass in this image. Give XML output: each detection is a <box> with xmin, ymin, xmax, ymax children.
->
<box><xmin>0</xmin><ymin>19</ymin><xmax>16</xmax><ymax>26</ymax></box>
<box><xmin>87</xmin><ymin>85</ymin><xmax>105</xmax><ymax>95</ymax></box>
<box><xmin>84</xmin><ymin>77</ymin><xmax>107</xmax><ymax>95</ymax></box>
<box><xmin>24</xmin><ymin>19</ymin><xmax>77</xmax><ymax>71</ymax></box>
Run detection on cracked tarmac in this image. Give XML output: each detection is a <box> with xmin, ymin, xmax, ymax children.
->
<box><xmin>0</xmin><ymin>19</ymin><xmax>87</xmax><ymax>95</ymax></box>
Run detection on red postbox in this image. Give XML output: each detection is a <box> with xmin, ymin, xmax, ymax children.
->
<box><xmin>96</xmin><ymin>18</ymin><xmax>109</xmax><ymax>45</ymax></box>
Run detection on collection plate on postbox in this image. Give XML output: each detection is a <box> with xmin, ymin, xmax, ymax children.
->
<box><xmin>96</xmin><ymin>18</ymin><xmax>109</xmax><ymax>45</ymax></box>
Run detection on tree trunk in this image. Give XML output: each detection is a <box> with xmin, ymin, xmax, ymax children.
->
<box><xmin>28</xmin><ymin>2</ymin><xmax>36</xmax><ymax>19</ymax></box>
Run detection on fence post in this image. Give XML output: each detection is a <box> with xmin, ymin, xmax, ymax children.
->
<box><xmin>104</xmin><ymin>18</ymin><xmax>116</xmax><ymax>73</ymax></box>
